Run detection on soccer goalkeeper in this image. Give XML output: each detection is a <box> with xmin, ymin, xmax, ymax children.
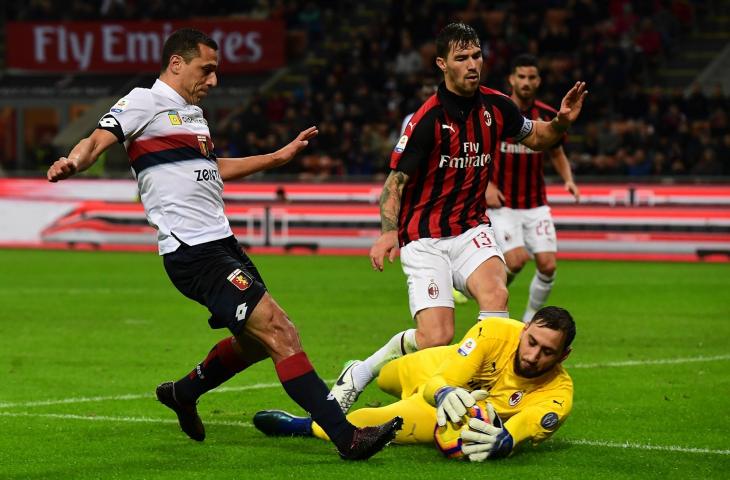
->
<box><xmin>254</xmin><ymin>306</ymin><xmax>574</xmax><ymax>461</ymax></box>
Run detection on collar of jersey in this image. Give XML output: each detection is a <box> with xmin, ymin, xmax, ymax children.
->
<box><xmin>152</xmin><ymin>79</ymin><xmax>190</xmax><ymax>107</ymax></box>
<box><xmin>437</xmin><ymin>82</ymin><xmax>480</xmax><ymax>123</ymax></box>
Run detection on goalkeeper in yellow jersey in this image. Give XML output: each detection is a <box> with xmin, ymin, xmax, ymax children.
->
<box><xmin>253</xmin><ymin>306</ymin><xmax>575</xmax><ymax>461</ymax></box>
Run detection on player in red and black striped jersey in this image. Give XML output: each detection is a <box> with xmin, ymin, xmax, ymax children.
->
<box><xmin>329</xmin><ymin>23</ymin><xmax>586</xmax><ymax>414</ymax></box>
<box><xmin>487</xmin><ymin>55</ymin><xmax>581</xmax><ymax>322</ymax></box>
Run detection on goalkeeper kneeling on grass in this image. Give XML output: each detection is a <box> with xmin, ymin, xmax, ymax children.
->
<box><xmin>254</xmin><ymin>306</ymin><xmax>575</xmax><ymax>461</ymax></box>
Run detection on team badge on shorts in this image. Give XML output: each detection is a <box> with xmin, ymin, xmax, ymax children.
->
<box><xmin>427</xmin><ymin>281</ymin><xmax>439</xmax><ymax>299</ymax></box>
<box><xmin>508</xmin><ymin>390</ymin><xmax>524</xmax><ymax>406</ymax></box>
<box><xmin>227</xmin><ymin>268</ymin><xmax>253</xmax><ymax>291</ymax></box>
<box><xmin>540</xmin><ymin>412</ymin><xmax>559</xmax><ymax>430</ymax></box>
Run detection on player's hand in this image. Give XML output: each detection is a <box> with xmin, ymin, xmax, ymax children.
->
<box><xmin>369</xmin><ymin>230</ymin><xmax>398</xmax><ymax>271</ymax></box>
<box><xmin>434</xmin><ymin>387</ymin><xmax>476</xmax><ymax>427</ymax></box>
<box><xmin>556</xmin><ymin>81</ymin><xmax>587</xmax><ymax>127</ymax></box>
<box><xmin>47</xmin><ymin>157</ymin><xmax>79</xmax><ymax>182</ymax></box>
<box><xmin>273</xmin><ymin>126</ymin><xmax>319</xmax><ymax>165</ymax></box>
<box><xmin>460</xmin><ymin>403</ymin><xmax>514</xmax><ymax>461</ymax></box>
<box><xmin>565</xmin><ymin>180</ymin><xmax>580</xmax><ymax>202</ymax></box>
<box><xmin>485</xmin><ymin>184</ymin><xmax>504</xmax><ymax>208</ymax></box>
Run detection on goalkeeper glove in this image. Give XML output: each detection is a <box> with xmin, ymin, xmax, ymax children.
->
<box><xmin>460</xmin><ymin>402</ymin><xmax>514</xmax><ymax>461</ymax></box>
<box><xmin>434</xmin><ymin>387</ymin><xmax>488</xmax><ymax>427</ymax></box>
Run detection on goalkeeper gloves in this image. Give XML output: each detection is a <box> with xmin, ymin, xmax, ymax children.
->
<box><xmin>434</xmin><ymin>387</ymin><xmax>488</xmax><ymax>427</ymax></box>
<box><xmin>460</xmin><ymin>402</ymin><xmax>514</xmax><ymax>461</ymax></box>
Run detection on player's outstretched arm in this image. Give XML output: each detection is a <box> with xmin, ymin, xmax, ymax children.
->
<box><xmin>550</xmin><ymin>146</ymin><xmax>580</xmax><ymax>202</ymax></box>
<box><xmin>519</xmin><ymin>82</ymin><xmax>587</xmax><ymax>152</ymax></box>
<box><xmin>218</xmin><ymin>126</ymin><xmax>318</xmax><ymax>181</ymax></box>
<box><xmin>47</xmin><ymin>129</ymin><xmax>118</xmax><ymax>182</ymax></box>
<box><xmin>369</xmin><ymin>170</ymin><xmax>408</xmax><ymax>271</ymax></box>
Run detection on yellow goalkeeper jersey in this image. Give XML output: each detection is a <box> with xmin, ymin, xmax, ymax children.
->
<box><xmin>405</xmin><ymin>317</ymin><xmax>574</xmax><ymax>446</ymax></box>
<box><xmin>313</xmin><ymin>317</ymin><xmax>572</xmax><ymax>448</ymax></box>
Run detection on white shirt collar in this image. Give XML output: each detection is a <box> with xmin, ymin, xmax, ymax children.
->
<box><xmin>152</xmin><ymin>79</ymin><xmax>189</xmax><ymax>106</ymax></box>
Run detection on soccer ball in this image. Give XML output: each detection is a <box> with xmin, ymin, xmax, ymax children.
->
<box><xmin>433</xmin><ymin>401</ymin><xmax>490</xmax><ymax>459</ymax></box>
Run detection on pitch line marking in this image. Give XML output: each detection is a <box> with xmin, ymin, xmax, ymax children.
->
<box><xmin>0</xmin><ymin>381</ymin><xmax>287</xmax><ymax>409</ymax></box>
<box><xmin>570</xmin><ymin>353</ymin><xmax>730</xmax><ymax>369</ymax></box>
<box><xmin>0</xmin><ymin>411</ymin><xmax>251</xmax><ymax>428</ymax></box>
<box><xmin>1</xmin><ymin>353</ymin><xmax>728</xmax><ymax>410</ymax></box>
<box><xmin>0</xmin><ymin>411</ymin><xmax>727</xmax><ymax>456</ymax></box>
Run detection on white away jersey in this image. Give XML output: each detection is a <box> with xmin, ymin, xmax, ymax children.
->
<box><xmin>98</xmin><ymin>79</ymin><xmax>232</xmax><ymax>254</ymax></box>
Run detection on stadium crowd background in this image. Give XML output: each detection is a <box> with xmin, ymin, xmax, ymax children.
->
<box><xmin>2</xmin><ymin>0</ymin><xmax>728</xmax><ymax>180</ymax></box>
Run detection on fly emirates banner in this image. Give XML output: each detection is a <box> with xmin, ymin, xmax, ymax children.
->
<box><xmin>6</xmin><ymin>19</ymin><xmax>285</xmax><ymax>73</ymax></box>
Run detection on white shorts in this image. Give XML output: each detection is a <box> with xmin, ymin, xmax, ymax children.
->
<box><xmin>400</xmin><ymin>224</ymin><xmax>504</xmax><ymax>318</ymax></box>
<box><xmin>487</xmin><ymin>205</ymin><xmax>557</xmax><ymax>254</ymax></box>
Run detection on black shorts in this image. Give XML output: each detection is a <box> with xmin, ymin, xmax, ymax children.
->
<box><xmin>163</xmin><ymin>236</ymin><xmax>267</xmax><ymax>335</ymax></box>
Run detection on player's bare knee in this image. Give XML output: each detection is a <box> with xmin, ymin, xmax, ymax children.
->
<box><xmin>245</xmin><ymin>304</ymin><xmax>302</xmax><ymax>359</ymax></box>
<box><xmin>417</xmin><ymin>325</ymin><xmax>453</xmax><ymax>348</ymax></box>
<box><xmin>537</xmin><ymin>259</ymin><xmax>557</xmax><ymax>277</ymax></box>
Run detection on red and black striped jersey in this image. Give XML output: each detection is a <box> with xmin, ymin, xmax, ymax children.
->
<box><xmin>490</xmin><ymin>99</ymin><xmax>565</xmax><ymax>209</ymax></box>
<box><xmin>390</xmin><ymin>83</ymin><xmax>531</xmax><ymax>247</ymax></box>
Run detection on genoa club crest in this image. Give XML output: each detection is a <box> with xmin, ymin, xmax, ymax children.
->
<box><xmin>197</xmin><ymin>135</ymin><xmax>209</xmax><ymax>157</ymax></box>
<box><xmin>227</xmin><ymin>269</ymin><xmax>252</xmax><ymax>291</ymax></box>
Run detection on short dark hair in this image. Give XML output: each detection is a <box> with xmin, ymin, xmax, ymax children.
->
<box><xmin>511</xmin><ymin>53</ymin><xmax>539</xmax><ymax>73</ymax></box>
<box><xmin>161</xmin><ymin>28</ymin><xmax>218</xmax><ymax>72</ymax></box>
<box><xmin>531</xmin><ymin>306</ymin><xmax>576</xmax><ymax>352</ymax></box>
<box><xmin>436</xmin><ymin>23</ymin><xmax>480</xmax><ymax>59</ymax></box>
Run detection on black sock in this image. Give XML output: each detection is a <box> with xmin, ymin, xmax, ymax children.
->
<box><xmin>275</xmin><ymin>352</ymin><xmax>355</xmax><ymax>452</ymax></box>
<box><xmin>174</xmin><ymin>337</ymin><xmax>250</xmax><ymax>404</ymax></box>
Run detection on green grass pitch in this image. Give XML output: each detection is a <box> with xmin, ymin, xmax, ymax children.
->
<box><xmin>1</xmin><ymin>249</ymin><xmax>729</xmax><ymax>479</ymax></box>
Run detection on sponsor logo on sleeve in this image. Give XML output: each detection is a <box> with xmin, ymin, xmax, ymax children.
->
<box><xmin>540</xmin><ymin>412</ymin><xmax>559</xmax><ymax>430</ymax></box>
<box><xmin>110</xmin><ymin>98</ymin><xmax>129</xmax><ymax>114</ymax></box>
<box><xmin>457</xmin><ymin>338</ymin><xmax>476</xmax><ymax>356</ymax></box>
<box><xmin>394</xmin><ymin>134</ymin><xmax>408</xmax><ymax>153</ymax></box>
<box><xmin>168</xmin><ymin>111</ymin><xmax>182</xmax><ymax>126</ymax></box>
<box><xmin>227</xmin><ymin>268</ymin><xmax>253</xmax><ymax>291</ymax></box>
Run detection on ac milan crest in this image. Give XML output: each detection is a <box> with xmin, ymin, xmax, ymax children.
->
<box><xmin>483</xmin><ymin>110</ymin><xmax>492</xmax><ymax>127</ymax></box>
<box><xmin>427</xmin><ymin>281</ymin><xmax>439</xmax><ymax>299</ymax></box>
<box><xmin>508</xmin><ymin>390</ymin><xmax>524</xmax><ymax>406</ymax></box>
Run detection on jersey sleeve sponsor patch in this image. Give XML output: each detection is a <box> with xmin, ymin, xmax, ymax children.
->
<box><xmin>394</xmin><ymin>134</ymin><xmax>409</xmax><ymax>153</ymax></box>
<box><xmin>457</xmin><ymin>338</ymin><xmax>477</xmax><ymax>356</ymax></box>
<box><xmin>110</xmin><ymin>98</ymin><xmax>130</xmax><ymax>113</ymax></box>
<box><xmin>97</xmin><ymin>114</ymin><xmax>124</xmax><ymax>143</ymax></box>
<box><xmin>540</xmin><ymin>412</ymin><xmax>560</xmax><ymax>430</ymax></box>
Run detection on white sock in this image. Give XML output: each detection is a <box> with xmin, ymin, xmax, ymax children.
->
<box><xmin>355</xmin><ymin>329</ymin><xmax>419</xmax><ymax>390</ymax></box>
<box><xmin>478</xmin><ymin>310</ymin><xmax>509</xmax><ymax>320</ymax></box>
<box><xmin>523</xmin><ymin>271</ymin><xmax>555</xmax><ymax>322</ymax></box>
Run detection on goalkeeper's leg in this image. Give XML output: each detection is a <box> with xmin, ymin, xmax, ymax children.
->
<box><xmin>313</xmin><ymin>395</ymin><xmax>436</xmax><ymax>445</ymax></box>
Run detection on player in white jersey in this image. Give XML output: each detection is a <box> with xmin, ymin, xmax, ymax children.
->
<box><xmin>46</xmin><ymin>28</ymin><xmax>401</xmax><ymax>460</ymax></box>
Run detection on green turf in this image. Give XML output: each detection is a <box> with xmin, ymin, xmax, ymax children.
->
<box><xmin>1</xmin><ymin>249</ymin><xmax>729</xmax><ymax>479</ymax></box>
